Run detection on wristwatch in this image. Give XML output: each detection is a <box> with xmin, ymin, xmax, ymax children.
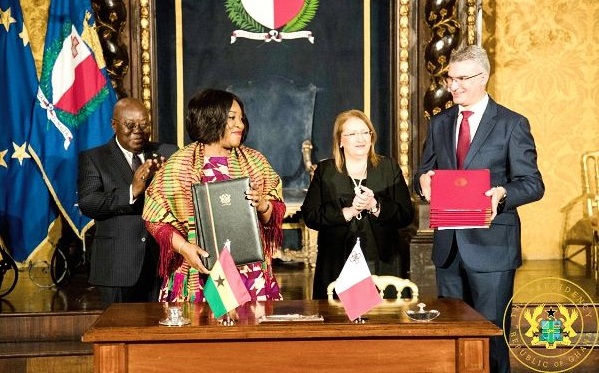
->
<box><xmin>498</xmin><ymin>188</ymin><xmax>507</xmax><ymax>205</ymax></box>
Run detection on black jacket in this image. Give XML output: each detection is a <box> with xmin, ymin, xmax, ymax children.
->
<box><xmin>301</xmin><ymin>157</ymin><xmax>414</xmax><ymax>299</ymax></box>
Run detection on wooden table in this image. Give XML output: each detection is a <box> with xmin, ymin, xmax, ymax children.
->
<box><xmin>82</xmin><ymin>299</ymin><xmax>502</xmax><ymax>373</ymax></box>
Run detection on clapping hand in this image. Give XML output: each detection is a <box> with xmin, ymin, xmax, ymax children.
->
<box><xmin>132</xmin><ymin>154</ymin><xmax>167</xmax><ymax>197</ymax></box>
<box><xmin>134</xmin><ymin>154</ymin><xmax>166</xmax><ymax>184</ymax></box>
<box><xmin>352</xmin><ymin>186</ymin><xmax>376</xmax><ymax>211</ymax></box>
<box><xmin>142</xmin><ymin>154</ymin><xmax>167</xmax><ymax>181</ymax></box>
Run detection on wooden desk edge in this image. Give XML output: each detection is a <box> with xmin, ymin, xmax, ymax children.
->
<box><xmin>83</xmin><ymin>322</ymin><xmax>502</xmax><ymax>343</ymax></box>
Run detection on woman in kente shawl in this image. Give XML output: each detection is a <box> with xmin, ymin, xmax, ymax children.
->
<box><xmin>142</xmin><ymin>89</ymin><xmax>285</xmax><ymax>302</ymax></box>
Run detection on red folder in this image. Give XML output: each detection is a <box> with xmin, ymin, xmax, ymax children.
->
<box><xmin>429</xmin><ymin>169</ymin><xmax>491</xmax><ymax>229</ymax></box>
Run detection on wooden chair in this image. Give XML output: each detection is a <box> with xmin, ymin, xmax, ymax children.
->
<box><xmin>326</xmin><ymin>275</ymin><xmax>419</xmax><ymax>301</ymax></box>
<box><xmin>582</xmin><ymin>151</ymin><xmax>599</xmax><ymax>275</ymax></box>
<box><xmin>561</xmin><ymin>151</ymin><xmax>599</xmax><ymax>277</ymax></box>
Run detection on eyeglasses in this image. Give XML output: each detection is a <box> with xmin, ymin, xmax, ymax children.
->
<box><xmin>342</xmin><ymin>130</ymin><xmax>372</xmax><ymax>139</ymax></box>
<box><xmin>113</xmin><ymin>119</ymin><xmax>151</xmax><ymax>133</ymax></box>
<box><xmin>444</xmin><ymin>72</ymin><xmax>483</xmax><ymax>87</ymax></box>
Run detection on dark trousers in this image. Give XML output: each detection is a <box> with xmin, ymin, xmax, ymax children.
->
<box><xmin>436</xmin><ymin>242</ymin><xmax>515</xmax><ymax>373</ymax></box>
<box><xmin>97</xmin><ymin>249</ymin><xmax>160</xmax><ymax>308</ymax></box>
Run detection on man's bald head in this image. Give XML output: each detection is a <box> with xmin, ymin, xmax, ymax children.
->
<box><xmin>113</xmin><ymin>97</ymin><xmax>148</xmax><ymax>119</ymax></box>
<box><xmin>111</xmin><ymin>98</ymin><xmax>151</xmax><ymax>154</ymax></box>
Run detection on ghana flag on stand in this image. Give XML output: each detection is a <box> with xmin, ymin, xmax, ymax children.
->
<box><xmin>204</xmin><ymin>240</ymin><xmax>251</xmax><ymax>318</ymax></box>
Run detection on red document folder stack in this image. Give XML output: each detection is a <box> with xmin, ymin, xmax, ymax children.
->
<box><xmin>429</xmin><ymin>169</ymin><xmax>492</xmax><ymax>229</ymax></box>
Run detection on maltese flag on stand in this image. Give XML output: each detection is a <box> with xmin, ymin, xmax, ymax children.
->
<box><xmin>335</xmin><ymin>238</ymin><xmax>383</xmax><ymax>321</ymax></box>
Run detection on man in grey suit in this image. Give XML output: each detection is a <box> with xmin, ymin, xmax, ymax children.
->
<box><xmin>414</xmin><ymin>45</ymin><xmax>544</xmax><ymax>373</ymax></box>
<box><xmin>78</xmin><ymin>98</ymin><xmax>178</xmax><ymax>307</ymax></box>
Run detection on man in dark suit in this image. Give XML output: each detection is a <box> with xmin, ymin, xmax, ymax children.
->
<box><xmin>414</xmin><ymin>45</ymin><xmax>544</xmax><ymax>373</ymax></box>
<box><xmin>78</xmin><ymin>98</ymin><xmax>178</xmax><ymax>307</ymax></box>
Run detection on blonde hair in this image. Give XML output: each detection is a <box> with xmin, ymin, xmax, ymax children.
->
<box><xmin>332</xmin><ymin>109</ymin><xmax>380</xmax><ymax>173</ymax></box>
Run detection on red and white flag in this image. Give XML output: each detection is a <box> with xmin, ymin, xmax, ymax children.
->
<box><xmin>51</xmin><ymin>25</ymin><xmax>106</xmax><ymax>115</ymax></box>
<box><xmin>36</xmin><ymin>24</ymin><xmax>109</xmax><ymax>150</ymax></box>
<box><xmin>241</xmin><ymin>0</ymin><xmax>304</xmax><ymax>29</ymax></box>
<box><xmin>334</xmin><ymin>238</ymin><xmax>382</xmax><ymax>321</ymax></box>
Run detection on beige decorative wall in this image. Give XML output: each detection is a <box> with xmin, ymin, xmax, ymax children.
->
<box><xmin>483</xmin><ymin>0</ymin><xmax>599</xmax><ymax>259</ymax></box>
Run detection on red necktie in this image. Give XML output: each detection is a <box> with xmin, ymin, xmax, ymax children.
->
<box><xmin>456</xmin><ymin>111</ymin><xmax>473</xmax><ymax>169</ymax></box>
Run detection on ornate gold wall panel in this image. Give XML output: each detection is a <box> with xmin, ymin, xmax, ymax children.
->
<box><xmin>395</xmin><ymin>0</ymin><xmax>412</xmax><ymax>181</ymax></box>
<box><xmin>484</xmin><ymin>0</ymin><xmax>599</xmax><ymax>259</ymax></box>
<box><xmin>91</xmin><ymin>0</ymin><xmax>129</xmax><ymax>98</ymax></box>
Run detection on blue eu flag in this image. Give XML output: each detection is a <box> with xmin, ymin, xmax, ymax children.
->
<box><xmin>0</xmin><ymin>0</ymin><xmax>58</xmax><ymax>261</ymax></box>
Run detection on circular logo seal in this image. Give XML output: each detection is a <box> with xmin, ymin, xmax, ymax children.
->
<box><xmin>505</xmin><ymin>277</ymin><xmax>598</xmax><ymax>372</ymax></box>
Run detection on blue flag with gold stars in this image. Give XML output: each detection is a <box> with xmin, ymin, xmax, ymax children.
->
<box><xmin>0</xmin><ymin>0</ymin><xmax>115</xmax><ymax>261</ymax></box>
<box><xmin>30</xmin><ymin>0</ymin><xmax>116</xmax><ymax>240</ymax></box>
<box><xmin>0</xmin><ymin>0</ymin><xmax>58</xmax><ymax>261</ymax></box>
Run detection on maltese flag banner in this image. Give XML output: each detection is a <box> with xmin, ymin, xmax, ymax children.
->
<box><xmin>51</xmin><ymin>25</ymin><xmax>107</xmax><ymax>115</ymax></box>
<box><xmin>334</xmin><ymin>238</ymin><xmax>382</xmax><ymax>321</ymax></box>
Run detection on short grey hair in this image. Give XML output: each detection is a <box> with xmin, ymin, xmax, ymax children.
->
<box><xmin>449</xmin><ymin>45</ymin><xmax>490</xmax><ymax>74</ymax></box>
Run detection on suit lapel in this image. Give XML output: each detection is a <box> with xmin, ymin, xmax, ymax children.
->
<box><xmin>463</xmin><ymin>99</ymin><xmax>498</xmax><ymax>169</ymax></box>
<box><xmin>442</xmin><ymin>108</ymin><xmax>460</xmax><ymax>169</ymax></box>
<box><xmin>108</xmin><ymin>137</ymin><xmax>135</xmax><ymax>179</ymax></box>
